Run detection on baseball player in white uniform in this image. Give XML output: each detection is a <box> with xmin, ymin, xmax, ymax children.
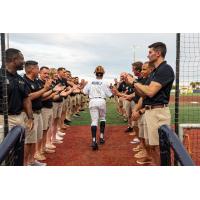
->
<box><xmin>83</xmin><ymin>66</ymin><xmax>113</xmax><ymax>150</ymax></box>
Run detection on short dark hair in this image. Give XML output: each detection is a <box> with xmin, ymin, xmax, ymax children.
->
<box><xmin>144</xmin><ymin>61</ymin><xmax>155</xmax><ymax>68</ymax></box>
<box><xmin>5</xmin><ymin>48</ymin><xmax>21</xmax><ymax>63</ymax></box>
<box><xmin>148</xmin><ymin>42</ymin><xmax>167</xmax><ymax>58</ymax></box>
<box><xmin>40</xmin><ymin>66</ymin><xmax>49</xmax><ymax>71</ymax></box>
<box><xmin>57</xmin><ymin>67</ymin><xmax>65</xmax><ymax>72</ymax></box>
<box><xmin>132</xmin><ymin>61</ymin><xmax>143</xmax><ymax>72</ymax></box>
<box><xmin>25</xmin><ymin>60</ymin><xmax>38</xmax><ymax>68</ymax></box>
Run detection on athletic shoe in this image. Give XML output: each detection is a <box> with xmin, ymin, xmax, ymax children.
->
<box><xmin>57</xmin><ymin>131</ymin><xmax>66</xmax><ymax>137</ymax></box>
<box><xmin>34</xmin><ymin>153</ymin><xmax>46</xmax><ymax>161</ymax></box>
<box><xmin>136</xmin><ymin>157</ymin><xmax>153</xmax><ymax>165</ymax></box>
<box><xmin>123</xmin><ymin>118</ymin><xmax>128</xmax><ymax>122</ymax></box>
<box><xmin>130</xmin><ymin>138</ymin><xmax>140</xmax><ymax>144</ymax></box>
<box><xmin>64</xmin><ymin>119</ymin><xmax>71</xmax><ymax>123</ymax></box>
<box><xmin>99</xmin><ymin>138</ymin><xmax>105</xmax><ymax>144</ymax></box>
<box><xmin>79</xmin><ymin>109</ymin><xmax>85</xmax><ymax>111</ymax></box>
<box><xmin>29</xmin><ymin>160</ymin><xmax>47</xmax><ymax>166</ymax></box>
<box><xmin>56</xmin><ymin>134</ymin><xmax>63</xmax><ymax>141</ymax></box>
<box><xmin>52</xmin><ymin>139</ymin><xmax>63</xmax><ymax>144</ymax></box>
<box><xmin>124</xmin><ymin>127</ymin><xmax>133</xmax><ymax>133</ymax></box>
<box><xmin>44</xmin><ymin>148</ymin><xmax>56</xmax><ymax>153</ymax></box>
<box><xmin>132</xmin><ymin>145</ymin><xmax>143</xmax><ymax>152</ymax></box>
<box><xmin>91</xmin><ymin>142</ymin><xmax>98</xmax><ymax>150</ymax></box>
<box><xmin>73</xmin><ymin>114</ymin><xmax>80</xmax><ymax>118</ymax></box>
<box><xmin>45</xmin><ymin>144</ymin><xmax>56</xmax><ymax>149</ymax></box>
<box><xmin>64</xmin><ymin>119</ymin><xmax>71</xmax><ymax>126</ymax></box>
<box><xmin>134</xmin><ymin>150</ymin><xmax>148</xmax><ymax>159</ymax></box>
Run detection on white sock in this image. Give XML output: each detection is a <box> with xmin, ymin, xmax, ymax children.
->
<box><xmin>93</xmin><ymin>138</ymin><xmax>96</xmax><ymax>142</ymax></box>
<box><xmin>100</xmin><ymin>133</ymin><xmax>104</xmax><ymax>139</ymax></box>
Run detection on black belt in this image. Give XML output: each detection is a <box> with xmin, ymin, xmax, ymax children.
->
<box><xmin>0</xmin><ymin>112</ymin><xmax>21</xmax><ymax>115</ymax></box>
<box><xmin>90</xmin><ymin>97</ymin><xmax>106</xmax><ymax>100</ymax></box>
<box><xmin>145</xmin><ymin>104</ymin><xmax>168</xmax><ymax>110</ymax></box>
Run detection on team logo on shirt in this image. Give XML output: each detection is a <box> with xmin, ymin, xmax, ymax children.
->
<box><xmin>31</xmin><ymin>84</ymin><xmax>35</xmax><ymax>89</ymax></box>
<box><xmin>18</xmin><ymin>80</ymin><xmax>24</xmax><ymax>85</ymax></box>
<box><xmin>92</xmin><ymin>81</ymin><xmax>102</xmax><ymax>85</ymax></box>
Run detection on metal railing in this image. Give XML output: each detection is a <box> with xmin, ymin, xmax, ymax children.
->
<box><xmin>158</xmin><ymin>125</ymin><xmax>195</xmax><ymax>166</ymax></box>
<box><xmin>0</xmin><ymin>126</ymin><xmax>25</xmax><ymax>166</ymax></box>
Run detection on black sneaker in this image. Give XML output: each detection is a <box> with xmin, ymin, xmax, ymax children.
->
<box><xmin>74</xmin><ymin>113</ymin><xmax>80</xmax><ymax>117</ymax></box>
<box><xmin>79</xmin><ymin>109</ymin><xmax>85</xmax><ymax>111</ymax></box>
<box><xmin>99</xmin><ymin>138</ymin><xmax>105</xmax><ymax>144</ymax></box>
<box><xmin>91</xmin><ymin>142</ymin><xmax>98</xmax><ymax>150</ymax></box>
<box><xmin>64</xmin><ymin>119</ymin><xmax>71</xmax><ymax>126</ymax></box>
<box><xmin>124</xmin><ymin>127</ymin><xmax>133</xmax><ymax>133</ymax></box>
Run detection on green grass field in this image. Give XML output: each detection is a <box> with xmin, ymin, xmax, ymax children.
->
<box><xmin>71</xmin><ymin>98</ymin><xmax>127</xmax><ymax>126</ymax></box>
<box><xmin>71</xmin><ymin>98</ymin><xmax>200</xmax><ymax>126</ymax></box>
<box><xmin>170</xmin><ymin>105</ymin><xmax>200</xmax><ymax>124</ymax></box>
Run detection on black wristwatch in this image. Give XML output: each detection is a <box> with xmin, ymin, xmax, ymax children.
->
<box><xmin>138</xmin><ymin>110</ymin><xmax>143</xmax><ymax>115</ymax></box>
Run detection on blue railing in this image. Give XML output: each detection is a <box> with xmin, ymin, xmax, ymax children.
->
<box><xmin>158</xmin><ymin>125</ymin><xmax>195</xmax><ymax>166</ymax></box>
<box><xmin>0</xmin><ymin>126</ymin><xmax>25</xmax><ymax>166</ymax></box>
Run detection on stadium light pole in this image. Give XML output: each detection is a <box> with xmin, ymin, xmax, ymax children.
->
<box><xmin>6</xmin><ymin>33</ymin><xmax>9</xmax><ymax>48</ymax></box>
<box><xmin>0</xmin><ymin>33</ymin><xmax>9</xmax><ymax>137</ymax></box>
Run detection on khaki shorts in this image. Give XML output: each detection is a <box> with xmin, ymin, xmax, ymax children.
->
<box><xmin>53</xmin><ymin>102</ymin><xmax>63</xmax><ymax>119</ymax></box>
<box><xmin>77</xmin><ymin>94</ymin><xmax>81</xmax><ymax>105</ymax></box>
<box><xmin>65</xmin><ymin>96</ymin><xmax>71</xmax><ymax>111</ymax></box>
<box><xmin>138</xmin><ymin>114</ymin><xmax>148</xmax><ymax>139</ymax></box>
<box><xmin>71</xmin><ymin>96</ymin><xmax>76</xmax><ymax>107</ymax></box>
<box><xmin>144</xmin><ymin>107</ymin><xmax>171</xmax><ymax>146</ymax></box>
<box><xmin>41</xmin><ymin>108</ymin><xmax>53</xmax><ymax>130</ymax></box>
<box><xmin>0</xmin><ymin>113</ymin><xmax>25</xmax><ymax>143</ymax></box>
<box><xmin>123</xmin><ymin>100</ymin><xmax>132</xmax><ymax>117</ymax></box>
<box><xmin>25</xmin><ymin>113</ymin><xmax>43</xmax><ymax>144</ymax></box>
<box><xmin>62</xmin><ymin>98</ymin><xmax>68</xmax><ymax>112</ymax></box>
<box><xmin>118</xmin><ymin>97</ymin><xmax>123</xmax><ymax>108</ymax></box>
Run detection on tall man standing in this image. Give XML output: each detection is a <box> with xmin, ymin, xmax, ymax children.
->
<box><xmin>0</xmin><ymin>48</ymin><xmax>33</xmax><ymax>144</ymax></box>
<box><xmin>126</xmin><ymin>42</ymin><xmax>175</xmax><ymax>165</ymax></box>
<box><xmin>24</xmin><ymin>61</ymin><xmax>52</xmax><ymax>166</ymax></box>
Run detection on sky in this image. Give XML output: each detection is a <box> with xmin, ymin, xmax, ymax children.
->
<box><xmin>7</xmin><ymin>33</ymin><xmax>177</xmax><ymax>83</ymax></box>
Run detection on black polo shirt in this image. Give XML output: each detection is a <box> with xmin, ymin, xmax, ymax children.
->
<box><xmin>118</xmin><ymin>81</ymin><xmax>127</xmax><ymax>93</ymax></box>
<box><xmin>38</xmin><ymin>79</ymin><xmax>53</xmax><ymax>109</ymax></box>
<box><xmin>0</xmin><ymin>69</ymin><xmax>30</xmax><ymax>115</ymax></box>
<box><xmin>125</xmin><ymin>85</ymin><xmax>134</xmax><ymax>95</ymax></box>
<box><xmin>142</xmin><ymin>61</ymin><xmax>175</xmax><ymax>106</ymax></box>
<box><xmin>23</xmin><ymin>75</ymin><xmax>43</xmax><ymax>111</ymax></box>
<box><xmin>133</xmin><ymin>77</ymin><xmax>147</xmax><ymax>103</ymax></box>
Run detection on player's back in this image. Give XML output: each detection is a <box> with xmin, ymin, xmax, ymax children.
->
<box><xmin>84</xmin><ymin>79</ymin><xmax>112</xmax><ymax>99</ymax></box>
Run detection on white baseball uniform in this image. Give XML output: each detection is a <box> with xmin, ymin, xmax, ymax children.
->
<box><xmin>83</xmin><ymin>78</ymin><xmax>112</xmax><ymax>126</ymax></box>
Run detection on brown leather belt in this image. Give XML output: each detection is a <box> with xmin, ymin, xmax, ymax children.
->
<box><xmin>145</xmin><ymin>104</ymin><xmax>168</xmax><ymax>110</ymax></box>
<box><xmin>33</xmin><ymin>110</ymin><xmax>41</xmax><ymax>114</ymax></box>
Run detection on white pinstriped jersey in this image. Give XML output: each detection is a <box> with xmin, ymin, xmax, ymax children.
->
<box><xmin>83</xmin><ymin>79</ymin><xmax>112</xmax><ymax>99</ymax></box>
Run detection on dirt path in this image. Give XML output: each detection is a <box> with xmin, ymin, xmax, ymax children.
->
<box><xmin>45</xmin><ymin>125</ymin><xmax>152</xmax><ymax>166</ymax></box>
